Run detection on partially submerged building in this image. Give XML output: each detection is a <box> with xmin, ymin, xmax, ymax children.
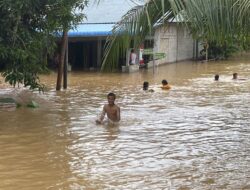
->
<box><xmin>66</xmin><ymin>0</ymin><xmax>200</xmax><ymax>71</ymax></box>
<box><xmin>154</xmin><ymin>24</ymin><xmax>194</xmax><ymax>64</ymax></box>
<box><xmin>152</xmin><ymin>17</ymin><xmax>200</xmax><ymax>66</ymax></box>
<box><xmin>67</xmin><ymin>0</ymin><xmax>139</xmax><ymax>71</ymax></box>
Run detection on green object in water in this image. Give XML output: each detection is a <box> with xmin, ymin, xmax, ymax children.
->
<box><xmin>0</xmin><ymin>98</ymin><xmax>16</xmax><ymax>104</ymax></box>
<box><xmin>27</xmin><ymin>100</ymin><xmax>39</xmax><ymax>108</ymax></box>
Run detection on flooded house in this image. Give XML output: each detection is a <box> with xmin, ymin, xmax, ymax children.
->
<box><xmin>66</xmin><ymin>0</ymin><xmax>139</xmax><ymax>71</ymax></box>
<box><xmin>154</xmin><ymin>22</ymin><xmax>199</xmax><ymax>64</ymax></box>
<box><xmin>152</xmin><ymin>19</ymin><xmax>200</xmax><ymax>66</ymax></box>
<box><xmin>66</xmin><ymin>0</ymin><xmax>200</xmax><ymax>72</ymax></box>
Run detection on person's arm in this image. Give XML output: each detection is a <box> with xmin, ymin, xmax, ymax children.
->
<box><xmin>117</xmin><ymin>106</ymin><xmax>121</xmax><ymax>122</ymax></box>
<box><xmin>96</xmin><ymin>106</ymin><xmax>106</xmax><ymax>124</ymax></box>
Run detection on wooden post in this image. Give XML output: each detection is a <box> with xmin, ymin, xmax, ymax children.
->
<box><xmin>97</xmin><ymin>38</ymin><xmax>102</xmax><ymax>68</ymax></box>
<box><xmin>56</xmin><ymin>29</ymin><xmax>68</xmax><ymax>91</ymax></box>
<box><xmin>153</xmin><ymin>54</ymin><xmax>155</xmax><ymax>74</ymax></box>
<box><xmin>205</xmin><ymin>40</ymin><xmax>209</xmax><ymax>61</ymax></box>
<box><xmin>63</xmin><ymin>37</ymin><xmax>68</xmax><ymax>89</ymax></box>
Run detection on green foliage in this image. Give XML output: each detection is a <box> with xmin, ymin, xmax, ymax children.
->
<box><xmin>242</xmin><ymin>36</ymin><xmax>250</xmax><ymax>51</ymax></box>
<box><xmin>200</xmin><ymin>41</ymin><xmax>239</xmax><ymax>60</ymax></box>
<box><xmin>169</xmin><ymin>0</ymin><xmax>250</xmax><ymax>44</ymax></box>
<box><xmin>0</xmin><ymin>0</ymin><xmax>88</xmax><ymax>90</ymax></box>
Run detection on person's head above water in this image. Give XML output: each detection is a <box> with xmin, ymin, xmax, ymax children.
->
<box><xmin>162</xmin><ymin>79</ymin><xmax>168</xmax><ymax>85</ymax></box>
<box><xmin>107</xmin><ymin>92</ymin><xmax>116</xmax><ymax>105</ymax></box>
<box><xmin>233</xmin><ymin>73</ymin><xmax>238</xmax><ymax>79</ymax></box>
<box><xmin>143</xmin><ymin>81</ymin><xmax>149</xmax><ymax>90</ymax></box>
<box><xmin>214</xmin><ymin>74</ymin><xmax>219</xmax><ymax>81</ymax></box>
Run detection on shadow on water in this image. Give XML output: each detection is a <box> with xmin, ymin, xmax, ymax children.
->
<box><xmin>0</xmin><ymin>53</ymin><xmax>250</xmax><ymax>189</ymax></box>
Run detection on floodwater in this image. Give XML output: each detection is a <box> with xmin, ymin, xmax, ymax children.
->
<box><xmin>0</xmin><ymin>53</ymin><xmax>250</xmax><ymax>190</ymax></box>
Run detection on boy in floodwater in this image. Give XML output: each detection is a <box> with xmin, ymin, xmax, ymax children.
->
<box><xmin>143</xmin><ymin>81</ymin><xmax>154</xmax><ymax>92</ymax></box>
<box><xmin>233</xmin><ymin>73</ymin><xmax>238</xmax><ymax>80</ymax></box>
<box><xmin>232</xmin><ymin>72</ymin><xmax>247</xmax><ymax>80</ymax></box>
<box><xmin>214</xmin><ymin>74</ymin><xmax>219</xmax><ymax>81</ymax></box>
<box><xmin>143</xmin><ymin>81</ymin><xmax>149</xmax><ymax>90</ymax></box>
<box><xmin>161</xmin><ymin>79</ymin><xmax>171</xmax><ymax>90</ymax></box>
<box><xmin>96</xmin><ymin>92</ymin><xmax>120</xmax><ymax>125</ymax></box>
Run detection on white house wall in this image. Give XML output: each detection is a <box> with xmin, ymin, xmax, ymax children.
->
<box><xmin>177</xmin><ymin>26</ymin><xmax>195</xmax><ymax>61</ymax></box>
<box><xmin>153</xmin><ymin>23</ymin><xmax>195</xmax><ymax>65</ymax></box>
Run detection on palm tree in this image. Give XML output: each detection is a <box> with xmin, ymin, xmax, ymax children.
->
<box><xmin>170</xmin><ymin>0</ymin><xmax>250</xmax><ymax>43</ymax></box>
<box><xmin>101</xmin><ymin>0</ymin><xmax>250</xmax><ymax>71</ymax></box>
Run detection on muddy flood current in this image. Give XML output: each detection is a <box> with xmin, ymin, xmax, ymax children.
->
<box><xmin>0</xmin><ymin>54</ymin><xmax>250</xmax><ymax>190</ymax></box>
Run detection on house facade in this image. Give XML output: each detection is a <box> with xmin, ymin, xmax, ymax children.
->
<box><xmin>65</xmin><ymin>0</ymin><xmax>199</xmax><ymax>71</ymax></box>
<box><xmin>66</xmin><ymin>0</ymin><xmax>139</xmax><ymax>71</ymax></box>
<box><xmin>153</xmin><ymin>23</ymin><xmax>199</xmax><ymax>66</ymax></box>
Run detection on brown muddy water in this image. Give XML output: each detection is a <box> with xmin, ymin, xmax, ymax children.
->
<box><xmin>0</xmin><ymin>54</ymin><xmax>250</xmax><ymax>190</ymax></box>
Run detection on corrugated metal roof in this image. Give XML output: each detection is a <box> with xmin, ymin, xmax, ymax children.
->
<box><xmin>68</xmin><ymin>23</ymin><xmax>114</xmax><ymax>37</ymax></box>
<box><xmin>68</xmin><ymin>0</ymin><xmax>143</xmax><ymax>37</ymax></box>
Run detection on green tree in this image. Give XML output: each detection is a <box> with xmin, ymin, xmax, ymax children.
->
<box><xmin>0</xmin><ymin>0</ymin><xmax>88</xmax><ymax>91</ymax></box>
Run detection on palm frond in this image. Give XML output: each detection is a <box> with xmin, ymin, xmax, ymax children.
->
<box><xmin>101</xmin><ymin>0</ymin><xmax>174</xmax><ymax>71</ymax></box>
<box><xmin>101</xmin><ymin>0</ymin><xmax>250</xmax><ymax>71</ymax></box>
<box><xmin>170</xmin><ymin>0</ymin><xmax>249</xmax><ymax>43</ymax></box>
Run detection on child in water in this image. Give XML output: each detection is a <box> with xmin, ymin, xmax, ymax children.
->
<box><xmin>143</xmin><ymin>81</ymin><xmax>154</xmax><ymax>92</ymax></box>
<box><xmin>214</xmin><ymin>74</ymin><xmax>219</xmax><ymax>81</ymax></box>
<box><xmin>232</xmin><ymin>72</ymin><xmax>247</xmax><ymax>80</ymax></box>
<box><xmin>161</xmin><ymin>79</ymin><xmax>171</xmax><ymax>90</ymax></box>
<box><xmin>96</xmin><ymin>92</ymin><xmax>120</xmax><ymax>125</ymax></box>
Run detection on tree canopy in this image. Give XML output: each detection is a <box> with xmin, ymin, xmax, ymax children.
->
<box><xmin>0</xmin><ymin>0</ymin><xmax>88</xmax><ymax>91</ymax></box>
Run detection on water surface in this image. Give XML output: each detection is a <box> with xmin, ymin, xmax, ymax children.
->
<box><xmin>0</xmin><ymin>54</ymin><xmax>250</xmax><ymax>190</ymax></box>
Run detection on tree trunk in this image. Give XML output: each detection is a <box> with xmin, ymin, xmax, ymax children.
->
<box><xmin>63</xmin><ymin>37</ymin><xmax>68</xmax><ymax>89</ymax></box>
<box><xmin>56</xmin><ymin>30</ymin><xmax>68</xmax><ymax>91</ymax></box>
<box><xmin>205</xmin><ymin>47</ymin><xmax>208</xmax><ymax>61</ymax></box>
<box><xmin>205</xmin><ymin>40</ymin><xmax>209</xmax><ymax>61</ymax></box>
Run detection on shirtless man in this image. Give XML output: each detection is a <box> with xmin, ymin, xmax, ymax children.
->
<box><xmin>96</xmin><ymin>92</ymin><xmax>120</xmax><ymax>124</ymax></box>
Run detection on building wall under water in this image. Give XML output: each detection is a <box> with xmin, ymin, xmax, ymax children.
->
<box><xmin>153</xmin><ymin>23</ymin><xmax>199</xmax><ymax>65</ymax></box>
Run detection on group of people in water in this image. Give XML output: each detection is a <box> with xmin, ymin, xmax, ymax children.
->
<box><xmin>96</xmin><ymin>72</ymin><xmax>248</xmax><ymax>125</ymax></box>
<box><xmin>214</xmin><ymin>72</ymin><xmax>246</xmax><ymax>81</ymax></box>
<box><xmin>143</xmin><ymin>79</ymin><xmax>171</xmax><ymax>92</ymax></box>
<box><xmin>96</xmin><ymin>79</ymin><xmax>171</xmax><ymax>125</ymax></box>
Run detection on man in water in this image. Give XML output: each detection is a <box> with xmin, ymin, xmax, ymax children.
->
<box><xmin>96</xmin><ymin>92</ymin><xmax>120</xmax><ymax>125</ymax></box>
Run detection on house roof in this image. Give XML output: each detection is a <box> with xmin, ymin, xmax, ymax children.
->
<box><xmin>69</xmin><ymin>23</ymin><xmax>114</xmax><ymax>37</ymax></box>
<box><xmin>68</xmin><ymin>0</ymin><xmax>144</xmax><ymax>37</ymax></box>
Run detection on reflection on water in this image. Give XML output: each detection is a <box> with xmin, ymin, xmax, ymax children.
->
<box><xmin>1</xmin><ymin>54</ymin><xmax>250</xmax><ymax>190</ymax></box>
